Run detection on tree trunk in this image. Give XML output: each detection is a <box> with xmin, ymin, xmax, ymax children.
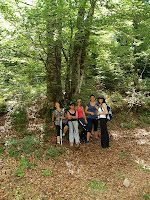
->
<box><xmin>45</xmin><ymin>0</ymin><xmax>63</xmax><ymax>108</ymax></box>
<box><xmin>69</xmin><ymin>0</ymin><xmax>97</xmax><ymax>99</ymax></box>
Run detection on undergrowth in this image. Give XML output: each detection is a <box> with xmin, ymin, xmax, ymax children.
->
<box><xmin>45</xmin><ymin>146</ymin><xmax>65</xmax><ymax>160</ymax></box>
<box><xmin>10</xmin><ymin>106</ymin><xmax>28</xmax><ymax>135</ymax></box>
<box><xmin>12</xmin><ymin>157</ymin><xmax>37</xmax><ymax>178</ymax></box>
<box><xmin>5</xmin><ymin>136</ymin><xmax>40</xmax><ymax>159</ymax></box>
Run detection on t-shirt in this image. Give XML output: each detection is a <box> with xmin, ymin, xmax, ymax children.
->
<box><xmin>87</xmin><ymin>102</ymin><xmax>99</xmax><ymax>119</ymax></box>
<box><xmin>53</xmin><ymin>108</ymin><xmax>67</xmax><ymax>126</ymax></box>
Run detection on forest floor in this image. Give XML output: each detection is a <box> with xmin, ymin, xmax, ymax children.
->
<box><xmin>0</xmin><ymin>112</ymin><xmax>150</xmax><ymax>200</ymax></box>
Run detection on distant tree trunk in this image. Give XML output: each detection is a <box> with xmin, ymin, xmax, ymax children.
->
<box><xmin>64</xmin><ymin>25</ymin><xmax>73</xmax><ymax>101</ymax></box>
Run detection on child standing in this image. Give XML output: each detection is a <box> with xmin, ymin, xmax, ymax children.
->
<box><xmin>67</xmin><ymin>102</ymin><xmax>80</xmax><ymax>147</ymax></box>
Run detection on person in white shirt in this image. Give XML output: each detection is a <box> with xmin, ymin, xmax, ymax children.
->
<box><xmin>96</xmin><ymin>95</ymin><xmax>109</xmax><ymax>148</ymax></box>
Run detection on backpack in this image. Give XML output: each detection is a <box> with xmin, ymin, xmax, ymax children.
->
<box><xmin>106</xmin><ymin>104</ymin><xmax>112</xmax><ymax>121</ymax></box>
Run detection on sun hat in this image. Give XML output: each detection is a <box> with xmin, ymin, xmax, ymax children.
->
<box><xmin>97</xmin><ymin>94</ymin><xmax>105</xmax><ymax>99</ymax></box>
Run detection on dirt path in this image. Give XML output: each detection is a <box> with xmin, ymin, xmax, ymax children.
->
<box><xmin>0</xmin><ymin>126</ymin><xmax>150</xmax><ymax>200</ymax></box>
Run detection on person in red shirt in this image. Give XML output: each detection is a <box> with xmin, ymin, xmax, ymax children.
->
<box><xmin>75</xmin><ymin>99</ymin><xmax>87</xmax><ymax>143</ymax></box>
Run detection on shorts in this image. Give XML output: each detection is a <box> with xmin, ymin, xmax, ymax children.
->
<box><xmin>87</xmin><ymin>118</ymin><xmax>98</xmax><ymax>133</ymax></box>
<box><xmin>55</xmin><ymin>122</ymin><xmax>68</xmax><ymax>136</ymax></box>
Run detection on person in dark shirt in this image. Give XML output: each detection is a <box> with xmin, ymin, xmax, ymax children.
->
<box><xmin>85</xmin><ymin>94</ymin><xmax>99</xmax><ymax>143</ymax></box>
<box><xmin>67</xmin><ymin>102</ymin><xmax>80</xmax><ymax>147</ymax></box>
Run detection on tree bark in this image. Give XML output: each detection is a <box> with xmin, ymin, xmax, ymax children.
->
<box><xmin>45</xmin><ymin>0</ymin><xmax>63</xmax><ymax>108</ymax></box>
<box><xmin>68</xmin><ymin>0</ymin><xmax>97</xmax><ymax>99</ymax></box>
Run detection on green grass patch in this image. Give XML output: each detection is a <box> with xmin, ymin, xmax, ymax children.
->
<box><xmin>6</xmin><ymin>136</ymin><xmax>40</xmax><ymax>159</ymax></box>
<box><xmin>89</xmin><ymin>179</ymin><xmax>108</xmax><ymax>192</ymax></box>
<box><xmin>45</xmin><ymin>146</ymin><xmax>65</xmax><ymax>160</ymax></box>
<box><xmin>137</xmin><ymin>164</ymin><xmax>150</xmax><ymax>172</ymax></box>
<box><xmin>41</xmin><ymin>168</ymin><xmax>51</xmax><ymax>176</ymax></box>
<box><xmin>141</xmin><ymin>193</ymin><xmax>150</xmax><ymax>200</ymax></box>
<box><xmin>138</xmin><ymin>111</ymin><xmax>150</xmax><ymax>127</ymax></box>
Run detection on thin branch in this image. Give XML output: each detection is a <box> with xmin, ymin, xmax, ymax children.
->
<box><xmin>62</xmin><ymin>47</ymin><xmax>68</xmax><ymax>63</ymax></box>
<box><xmin>10</xmin><ymin>47</ymin><xmax>46</xmax><ymax>64</ymax></box>
<box><xmin>19</xmin><ymin>1</ymin><xmax>36</xmax><ymax>7</ymax></box>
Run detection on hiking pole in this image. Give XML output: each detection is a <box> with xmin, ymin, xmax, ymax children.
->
<box><xmin>60</xmin><ymin>118</ymin><xmax>63</xmax><ymax>146</ymax></box>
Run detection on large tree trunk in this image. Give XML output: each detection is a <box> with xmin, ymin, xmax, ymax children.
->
<box><xmin>68</xmin><ymin>0</ymin><xmax>97</xmax><ymax>99</ymax></box>
<box><xmin>45</xmin><ymin>0</ymin><xmax>63</xmax><ymax>108</ymax></box>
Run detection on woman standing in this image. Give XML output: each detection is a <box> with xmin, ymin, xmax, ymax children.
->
<box><xmin>85</xmin><ymin>94</ymin><xmax>99</xmax><ymax>143</ymax></box>
<box><xmin>75</xmin><ymin>99</ymin><xmax>87</xmax><ymax>143</ymax></box>
<box><xmin>97</xmin><ymin>95</ymin><xmax>109</xmax><ymax>148</ymax></box>
<box><xmin>67</xmin><ymin>102</ymin><xmax>80</xmax><ymax>147</ymax></box>
<box><xmin>51</xmin><ymin>102</ymin><xmax>68</xmax><ymax>145</ymax></box>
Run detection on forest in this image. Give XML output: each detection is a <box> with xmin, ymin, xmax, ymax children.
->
<box><xmin>0</xmin><ymin>0</ymin><xmax>150</xmax><ymax>199</ymax></box>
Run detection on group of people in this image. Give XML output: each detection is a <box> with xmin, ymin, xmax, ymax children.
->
<box><xmin>50</xmin><ymin>94</ymin><xmax>109</xmax><ymax>148</ymax></box>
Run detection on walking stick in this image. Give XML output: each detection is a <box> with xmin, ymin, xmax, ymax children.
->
<box><xmin>60</xmin><ymin>118</ymin><xmax>63</xmax><ymax>146</ymax></box>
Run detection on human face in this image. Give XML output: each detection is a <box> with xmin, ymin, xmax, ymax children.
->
<box><xmin>90</xmin><ymin>96</ymin><xmax>95</xmax><ymax>102</ymax></box>
<box><xmin>70</xmin><ymin>104</ymin><xmax>74</xmax><ymax>109</ymax></box>
<box><xmin>77</xmin><ymin>101</ymin><xmax>81</xmax><ymax>106</ymax></box>
<box><xmin>98</xmin><ymin>98</ymin><xmax>103</xmax><ymax>104</ymax></box>
<box><xmin>55</xmin><ymin>102</ymin><xmax>60</xmax><ymax>108</ymax></box>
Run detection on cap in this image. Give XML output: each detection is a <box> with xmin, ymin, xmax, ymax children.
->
<box><xmin>69</xmin><ymin>102</ymin><xmax>74</xmax><ymax>106</ymax></box>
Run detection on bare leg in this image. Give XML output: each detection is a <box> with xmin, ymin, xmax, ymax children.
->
<box><xmin>95</xmin><ymin>131</ymin><xmax>98</xmax><ymax>139</ymax></box>
<box><xmin>57</xmin><ymin>136</ymin><xmax>60</xmax><ymax>144</ymax></box>
<box><xmin>63</xmin><ymin>125</ymin><xmax>68</xmax><ymax>136</ymax></box>
<box><xmin>87</xmin><ymin>132</ymin><xmax>91</xmax><ymax>141</ymax></box>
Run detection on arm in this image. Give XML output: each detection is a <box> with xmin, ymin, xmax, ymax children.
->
<box><xmin>67</xmin><ymin>111</ymin><xmax>78</xmax><ymax>120</ymax></box>
<box><xmin>82</xmin><ymin>107</ymin><xmax>87</xmax><ymax>123</ymax></box>
<box><xmin>67</xmin><ymin>111</ymin><xmax>72</xmax><ymax>120</ymax></box>
<box><xmin>71</xmin><ymin>111</ymin><xmax>78</xmax><ymax>119</ymax></box>
<box><xmin>85</xmin><ymin>106</ymin><xmax>95</xmax><ymax>115</ymax></box>
<box><xmin>50</xmin><ymin>114</ymin><xmax>55</xmax><ymax>128</ymax></box>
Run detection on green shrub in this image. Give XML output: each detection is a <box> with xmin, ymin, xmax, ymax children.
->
<box><xmin>138</xmin><ymin>111</ymin><xmax>150</xmax><ymax>127</ymax></box>
<box><xmin>41</xmin><ymin>168</ymin><xmax>51</xmax><ymax>176</ymax></box>
<box><xmin>0</xmin><ymin>101</ymin><xmax>7</xmax><ymax>116</ymax></box>
<box><xmin>10</xmin><ymin>106</ymin><xmax>28</xmax><ymax>134</ymax></box>
<box><xmin>118</xmin><ymin>111</ymin><xmax>136</xmax><ymax>129</ymax></box>
<box><xmin>12</xmin><ymin>157</ymin><xmax>37</xmax><ymax>177</ymax></box>
<box><xmin>5</xmin><ymin>136</ymin><xmax>40</xmax><ymax>159</ymax></box>
<box><xmin>45</xmin><ymin>146</ymin><xmax>64</xmax><ymax>160</ymax></box>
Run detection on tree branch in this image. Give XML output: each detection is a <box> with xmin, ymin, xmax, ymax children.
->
<box><xmin>62</xmin><ymin>47</ymin><xmax>68</xmax><ymax>63</ymax></box>
<box><xmin>9</xmin><ymin>47</ymin><xmax>46</xmax><ymax>64</ymax></box>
